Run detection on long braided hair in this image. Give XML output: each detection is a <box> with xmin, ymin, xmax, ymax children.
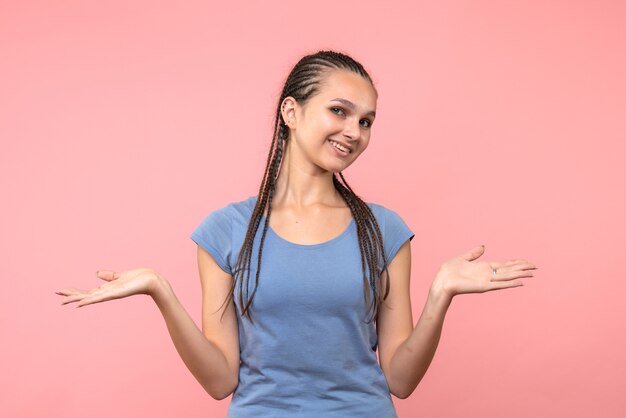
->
<box><xmin>221</xmin><ymin>50</ymin><xmax>391</xmax><ymax>324</ymax></box>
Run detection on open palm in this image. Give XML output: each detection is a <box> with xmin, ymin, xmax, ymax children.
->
<box><xmin>434</xmin><ymin>245</ymin><xmax>537</xmax><ymax>297</ymax></box>
<box><xmin>55</xmin><ymin>268</ymin><xmax>158</xmax><ymax>308</ymax></box>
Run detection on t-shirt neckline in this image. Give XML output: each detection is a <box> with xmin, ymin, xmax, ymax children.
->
<box><xmin>248</xmin><ymin>195</ymin><xmax>356</xmax><ymax>249</ymax></box>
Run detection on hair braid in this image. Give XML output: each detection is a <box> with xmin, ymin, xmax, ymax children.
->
<box><xmin>332</xmin><ymin>173</ymin><xmax>390</xmax><ymax>322</ymax></box>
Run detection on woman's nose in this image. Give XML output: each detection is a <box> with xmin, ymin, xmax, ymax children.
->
<box><xmin>342</xmin><ymin>118</ymin><xmax>361</xmax><ymax>140</ymax></box>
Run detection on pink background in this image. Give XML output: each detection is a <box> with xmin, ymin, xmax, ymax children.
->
<box><xmin>2</xmin><ymin>1</ymin><xmax>625</xmax><ymax>417</ymax></box>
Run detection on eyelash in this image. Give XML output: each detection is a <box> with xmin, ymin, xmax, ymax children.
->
<box><xmin>330</xmin><ymin>107</ymin><xmax>373</xmax><ymax>129</ymax></box>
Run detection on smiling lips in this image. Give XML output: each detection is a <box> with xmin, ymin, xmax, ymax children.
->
<box><xmin>328</xmin><ymin>139</ymin><xmax>351</xmax><ymax>155</ymax></box>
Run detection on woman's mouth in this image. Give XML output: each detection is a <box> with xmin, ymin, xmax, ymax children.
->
<box><xmin>328</xmin><ymin>139</ymin><xmax>350</xmax><ymax>156</ymax></box>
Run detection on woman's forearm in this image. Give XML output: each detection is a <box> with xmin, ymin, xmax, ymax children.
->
<box><xmin>387</xmin><ymin>284</ymin><xmax>452</xmax><ymax>399</ymax></box>
<box><xmin>150</xmin><ymin>276</ymin><xmax>238</xmax><ymax>400</ymax></box>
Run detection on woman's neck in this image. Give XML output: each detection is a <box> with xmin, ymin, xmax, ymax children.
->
<box><xmin>272</xmin><ymin>145</ymin><xmax>344</xmax><ymax>210</ymax></box>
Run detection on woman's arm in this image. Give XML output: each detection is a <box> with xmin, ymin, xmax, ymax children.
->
<box><xmin>377</xmin><ymin>241</ymin><xmax>438</xmax><ymax>399</ymax></box>
<box><xmin>377</xmin><ymin>243</ymin><xmax>536</xmax><ymax>399</ymax></box>
<box><xmin>151</xmin><ymin>260</ymin><xmax>240</xmax><ymax>400</ymax></box>
<box><xmin>379</xmin><ymin>260</ymin><xmax>451</xmax><ymax>399</ymax></box>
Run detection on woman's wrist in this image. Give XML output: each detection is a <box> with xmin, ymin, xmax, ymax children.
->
<box><xmin>429</xmin><ymin>274</ymin><xmax>454</xmax><ymax>308</ymax></box>
<box><xmin>148</xmin><ymin>273</ymin><xmax>174</xmax><ymax>305</ymax></box>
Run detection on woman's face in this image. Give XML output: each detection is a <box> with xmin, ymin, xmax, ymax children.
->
<box><xmin>283</xmin><ymin>69</ymin><xmax>378</xmax><ymax>174</ymax></box>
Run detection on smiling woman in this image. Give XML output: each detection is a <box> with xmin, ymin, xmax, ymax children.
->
<box><xmin>56</xmin><ymin>50</ymin><xmax>537</xmax><ymax>418</ymax></box>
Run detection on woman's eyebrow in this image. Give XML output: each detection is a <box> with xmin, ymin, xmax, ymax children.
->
<box><xmin>330</xmin><ymin>98</ymin><xmax>376</xmax><ymax>118</ymax></box>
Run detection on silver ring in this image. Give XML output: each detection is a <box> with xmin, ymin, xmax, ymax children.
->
<box><xmin>492</xmin><ymin>267</ymin><xmax>497</xmax><ymax>278</ymax></box>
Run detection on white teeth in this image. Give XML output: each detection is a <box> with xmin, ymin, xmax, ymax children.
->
<box><xmin>330</xmin><ymin>140</ymin><xmax>349</xmax><ymax>153</ymax></box>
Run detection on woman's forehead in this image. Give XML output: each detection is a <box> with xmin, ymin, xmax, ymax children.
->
<box><xmin>315</xmin><ymin>70</ymin><xmax>377</xmax><ymax>109</ymax></box>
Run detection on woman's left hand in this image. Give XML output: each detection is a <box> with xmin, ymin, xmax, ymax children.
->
<box><xmin>431</xmin><ymin>245</ymin><xmax>537</xmax><ymax>299</ymax></box>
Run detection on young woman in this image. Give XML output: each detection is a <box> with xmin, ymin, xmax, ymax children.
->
<box><xmin>56</xmin><ymin>50</ymin><xmax>537</xmax><ymax>417</ymax></box>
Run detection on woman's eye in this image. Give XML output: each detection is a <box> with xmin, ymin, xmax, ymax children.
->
<box><xmin>331</xmin><ymin>107</ymin><xmax>372</xmax><ymax>128</ymax></box>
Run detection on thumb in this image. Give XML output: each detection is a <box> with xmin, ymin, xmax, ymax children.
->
<box><xmin>461</xmin><ymin>245</ymin><xmax>485</xmax><ymax>261</ymax></box>
<box><xmin>96</xmin><ymin>270</ymin><xmax>120</xmax><ymax>281</ymax></box>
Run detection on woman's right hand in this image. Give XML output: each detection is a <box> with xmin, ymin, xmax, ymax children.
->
<box><xmin>56</xmin><ymin>268</ymin><xmax>162</xmax><ymax>308</ymax></box>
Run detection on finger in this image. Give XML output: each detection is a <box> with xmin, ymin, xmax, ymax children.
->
<box><xmin>493</xmin><ymin>260</ymin><xmax>535</xmax><ymax>269</ymax></box>
<box><xmin>516</xmin><ymin>263</ymin><xmax>537</xmax><ymax>272</ymax></box>
<box><xmin>491</xmin><ymin>269</ymin><xmax>534</xmax><ymax>281</ymax></box>
<box><xmin>504</xmin><ymin>260</ymin><xmax>537</xmax><ymax>269</ymax></box>
<box><xmin>61</xmin><ymin>287</ymin><xmax>102</xmax><ymax>304</ymax></box>
<box><xmin>76</xmin><ymin>293</ymin><xmax>112</xmax><ymax>308</ymax></box>
<box><xmin>61</xmin><ymin>294</ymin><xmax>87</xmax><ymax>305</ymax></box>
<box><xmin>490</xmin><ymin>262</ymin><xmax>537</xmax><ymax>274</ymax></box>
<box><xmin>60</xmin><ymin>284</ymin><xmax>108</xmax><ymax>304</ymax></box>
<box><xmin>55</xmin><ymin>288</ymin><xmax>90</xmax><ymax>296</ymax></box>
<box><xmin>487</xmin><ymin>279</ymin><xmax>525</xmax><ymax>291</ymax></box>
<box><xmin>461</xmin><ymin>245</ymin><xmax>486</xmax><ymax>262</ymax></box>
<box><xmin>76</xmin><ymin>298</ymin><xmax>94</xmax><ymax>308</ymax></box>
<box><xmin>96</xmin><ymin>270</ymin><xmax>120</xmax><ymax>282</ymax></box>
<box><xmin>61</xmin><ymin>286</ymin><xmax>104</xmax><ymax>303</ymax></box>
<box><xmin>504</xmin><ymin>262</ymin><xmax>537</xmax><ymax>273</ymax></box>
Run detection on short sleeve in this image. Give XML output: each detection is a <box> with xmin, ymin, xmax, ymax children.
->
<box><xmin>382</xmin><ymin>207</ymin><xmax>415</xmax><ymax>264</ymax></box>
<box><xmin>190</xmin><ymin>206</ymin><xmax>233</xmax><ymax>274</ymax></box>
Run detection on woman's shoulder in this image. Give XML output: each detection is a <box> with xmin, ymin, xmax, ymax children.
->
<box><xmin>207</xmin><ymin>195</ymin><xmax>257</xmax><ymax>221</ymax></box>
<box><xmin>192</xmin><ymin>195</ymin><xmax>256</xmax><ymax>239</ymax></box>
<box><xmin>364</xmin><ymin>199</ymin><xmax>402</xmax><ymax>220</ymax></box>
<box><xmin>223</xmin><ymin>194</ymin><xmax>256</xmax><ymax>212</ymax></box>
<box><xmin>363</xmin><ymin>199</ymin><xmax>413</xmax><ymax>233</ymax></box>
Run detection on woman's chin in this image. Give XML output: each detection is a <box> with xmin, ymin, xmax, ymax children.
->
<box><xmin>328</xmin><ymin>161</ymin><xmax>354</xmax><ymax>174</ymax></box>
<box><xmin>314</xmin><ymin>155</ymin><xmax>357</xmax><ymax>174</ymax></box>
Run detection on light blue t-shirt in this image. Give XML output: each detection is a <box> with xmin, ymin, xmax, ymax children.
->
<box><xmin>190</xmin><ymin>195</ymin><xmax>414</xmax><ymax>417</ymax></box>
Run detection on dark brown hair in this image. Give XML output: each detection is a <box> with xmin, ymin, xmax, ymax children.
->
<box><xmin>221</xmin><ymin>50</ymin><xmax>390</xmax><ymax>324</ymax></box>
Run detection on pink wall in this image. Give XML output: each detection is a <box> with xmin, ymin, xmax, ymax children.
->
<box><xmin>2</xmin><ymin>1</ymin><xmax>624</xmax><ymax>417</ymax></box>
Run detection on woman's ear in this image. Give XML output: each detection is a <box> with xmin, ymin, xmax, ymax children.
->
<box><xmin>281</xmin><ymin>96</ymin><xmax>298</xmax><ymax>128</ymax></box>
